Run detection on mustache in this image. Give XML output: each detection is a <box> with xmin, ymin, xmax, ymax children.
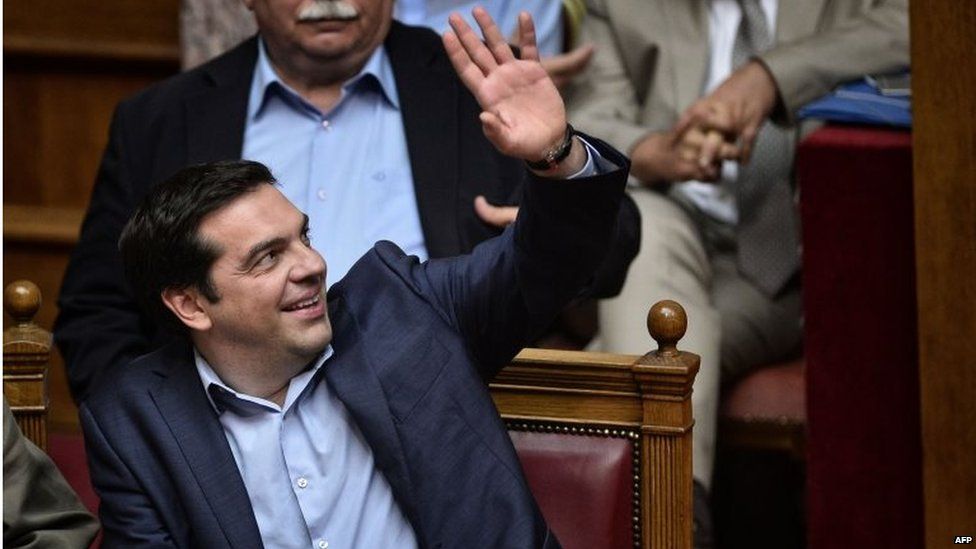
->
<box><xmin>297</xmin><ymin>0</ymin><xmax>359</xmax><ymax>21</ymax></box>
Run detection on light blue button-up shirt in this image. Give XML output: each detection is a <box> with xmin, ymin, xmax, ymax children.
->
<box><xmin>195</xmin><ymin>348</ymin><xmax>419</xmax><ymax>549</ymax></box>
<box><xmin>243</xmin><ymin>40</ymin><xmax>427</xmax><ymax>286</ymax></box>
<box><xmin>395</xmin><ymin>0</ymin><xmax>565</xmax><ymax>57</ymax></box>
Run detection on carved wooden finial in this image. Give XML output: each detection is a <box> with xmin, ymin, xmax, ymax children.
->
<box><xmin>647</xmin><ymin>299</ymin><xmax>687</xmax><ymax>357</ymax></box>
<box><xmin>3</xmin><ymin>280</ymin><xmax>50</xmax><ymax>451</ymax></box>
<box><xmin>4</xmin><ymin>280</ymin><xmax>42</xmax><ymax>325</ymax></box>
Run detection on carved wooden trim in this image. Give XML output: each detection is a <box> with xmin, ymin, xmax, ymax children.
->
<box><xmin>3</xmin><ymin>204</ymin><xmax>86</xmax><ymax>245</ymax></box>
<box><xmin>3</xmin><ymin>281</ymin><xmax>51</xmax><ymax>451</ymax></box>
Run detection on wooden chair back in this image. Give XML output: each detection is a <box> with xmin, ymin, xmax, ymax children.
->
<box><xmin>491</xmin><ymin>300</ymin><xmax>699</xmax><ymax>549</ymax></box>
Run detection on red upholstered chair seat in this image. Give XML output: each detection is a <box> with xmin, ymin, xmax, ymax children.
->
<box><xmin>510</xmin><ymin>429</ymin><xmax>635</xmax><ymax>549</ymax></box>
<box><xmin>720</xmin><ymin>360</ymin><xmax>805</xmax><ymax>422</ymax></box>
<box><xmin>719</xmin><ymin>359</ymin><xmax>806</xmax><ymax>456</ymax></box>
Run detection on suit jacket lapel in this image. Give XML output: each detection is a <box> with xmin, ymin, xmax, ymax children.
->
<box><xmin>386</xmin><ymin>23</ymin><xmax>462</xmax><ymax>258</ymax></box>
<box><xmin>663</xmin><ymin>0</ymin><xmax>709</xmax><ymax>111</ymax></box>
<box><xmin>148</xmin><ymin>343</ymin><xmax>263</xmax><ymax>549</ymax></box>
<box><xmin>185</xmin><ymin>37</ymin><xmax>258</xmax><ymax>165</ymax></box>
<box><xmin>323</xmin><ymin>296</ymin><xmax>424</xmax><ymax>539</ymax></box>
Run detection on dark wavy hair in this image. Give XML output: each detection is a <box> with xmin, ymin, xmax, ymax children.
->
<box><xmin>119</xmin><ymin>160</ymin><xmax>276</xmax><ymax>331</ymax></box>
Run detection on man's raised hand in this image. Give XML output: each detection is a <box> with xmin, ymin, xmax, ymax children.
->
<box><xmin>443</xmin><ymin>9</ymin><xmax>569</xmax><ymax>166</ymax></box>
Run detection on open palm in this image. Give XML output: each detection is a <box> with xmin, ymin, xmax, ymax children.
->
<box><xmin>444</xmin><ymin>9</ymin><xmax>566</xmax><ymax>160</ymax></box>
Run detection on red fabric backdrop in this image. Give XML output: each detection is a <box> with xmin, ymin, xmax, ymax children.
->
<box><xmin>798</xmin><ymin>125</ymin><xmax>923</xmax><ymax>548</ymax></box>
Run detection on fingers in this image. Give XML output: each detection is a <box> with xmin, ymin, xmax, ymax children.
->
<box><xmin>471</xmin><ymin>7</ymin><xmax>515</xmax><ymax>64</ymax></box>
<box><xmin>478</xmin><ymin>112</ymin><xmax>511</xmax><ymax>154</ymax></box>
<box><xmin>698</xmin><ymin>129</ymin><xmax>724</xmax><ymax>168</ymax></box>
<box><xmin>448</xmin><ymin>13</ymin><xmax>498</xmax><ymax>75</ymax></box>
<box><xmin>443</xmin><ymin>30</ymin><xmax>486</xmax><ymax>93</ymax></box>
<box><xmin>516</xmin><ymin>11</ymin><xmax>540</xmax><ymax>62</ymax></box>
<box><xmin>719</xmin><ymin>140</ymin><xmax>741</xmax><ymax>161</ymax></box>
<box><xmin>739</xmin><ymin>122</ymin><xmax>760</xmax><ymax>164</ymax></box>
<box><xmin>674</xmin><ymin>126</ymin><xmax>725</xmax><ymax>181</ymax></box>
<box><xmin>474</xmin><ymin>196</ymin><xmax>519</xmax><ymax>228</ymax></box>
<box><xmin>541</xmin><ymin>44</ymin><xmax>594</xmax><ymax>88</ymax></box>
<box><xmin>675</xmin><ymin>99</ymin><xmax>736</xmax><ymax>144</ymax></box>
<box><xmin>672</xmin><ymin>100</ymin><xmax>707</xmax><ymax>142</ymax></box>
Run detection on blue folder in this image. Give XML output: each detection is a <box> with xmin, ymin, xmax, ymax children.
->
<box><xmin>798</xmin><ymin>77</ymin><xmax>912</xmax><ymax>128</ymax></box>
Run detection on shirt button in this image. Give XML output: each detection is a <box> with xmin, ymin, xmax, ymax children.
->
<box><xmin>296</xmin><ymin>477</ymin><xmax>309</xmax><ymax>489</ymax></box>
<box><xmin>316</xmin><ymin>188</ymin><xmax>327</xmax><ymax>201</ymax></box>
<box><xmin>321</xmin><ymin>120</ymin><xmax>331</xmax><ymax>130</ymax></box>
<box><xmin>318</xmin><ymin>540</ymin><xmax>329</xmax><ymax>549</ymax></box>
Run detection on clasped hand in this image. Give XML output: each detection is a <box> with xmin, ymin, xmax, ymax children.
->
<box><xmin>633</xmin><ymin>60</ymin><xmax>779</xmax><ymax>185</ymax></box>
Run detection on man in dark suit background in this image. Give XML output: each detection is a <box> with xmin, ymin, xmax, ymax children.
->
<box><xmin>80</xmin><ymin>11</ymin><xmax>629</xmax><ymax>546</ymax></box>
<box><xmin>55</xmin><ymin>0</ymin><xmax>639</xmax><ymax>402</ymax></box>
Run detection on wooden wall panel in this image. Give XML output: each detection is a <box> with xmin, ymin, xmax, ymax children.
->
<box><xmin>4</xmin><ymin>0</ymin><xmax>181</xmax><ymax>432</ymax></box>
<box><xmin>4</xmin><ymin>60</ymin><xmax>171</xmax><ymax>208</ymax></box>
<box><xmin>910</xmin><ymin>1</ymin><xmax>976</xmax><ymax>544</ymax></box>
<box><xmin>4</xmin><ymin>0</ymin><xmax>179</xmax><ymax>61</ymax></box>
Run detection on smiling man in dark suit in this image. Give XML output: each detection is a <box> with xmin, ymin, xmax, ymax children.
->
<box><xmin>55</xmin><ymin>0</ymin><xmax>639</xmax><ymax>402</ymax></box>
<box><xmin>80</xmin><ymin>10</ymin><xmax>629</xmax><ymax>547</ymax></box>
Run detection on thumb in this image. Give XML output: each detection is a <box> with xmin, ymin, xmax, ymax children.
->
<box><xmin>474</xmin><ymin>195</ymin><xmax>519</xmax><ymax>228</ymax></box>
<box><xmin>739</xmin><ymin>122</ymin><xmax>761</xmax><ymax>164</ymax></box>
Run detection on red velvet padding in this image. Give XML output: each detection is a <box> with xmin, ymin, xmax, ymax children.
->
<box><xmin>48</xmin><ymin>432</ymin><xmax>100</xmax><ymax>516</ymax></box>
<box><xmin>48</xmin><ymin>432</ymin><xmax>102</xmax><ymax>548</ymax></box>
<box><xmin>510</xmin><ymin>430</ymin><xmax>634</xmax><ymax>549</ymax></box>
<box><xmin>798</xmin><ymin>126</ymin><xmax>922</xmax><ymax>549</ymax></box>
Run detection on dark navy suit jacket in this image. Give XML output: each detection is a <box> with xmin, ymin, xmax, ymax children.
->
<box><xmin>81</xmin><ymin>142</ymin><xmax>629</xmax><ymax>548</ymax></box>
<box><xmin>55</xmin><ymin>22</ymin><xmax>640</xmax><ymax>403</ymax></box>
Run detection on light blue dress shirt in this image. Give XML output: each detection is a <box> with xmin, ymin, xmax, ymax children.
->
<box><xmin>243</xmin><ymin>41</ymin><xmax>427</xmax><ymax>286</ymax></box>
<box><xmin>395</xmin><ymin>0</ymin><xmax>565</xmax><ymax>57</ymax></box>
<box><xmin>195</xmin><ymin>348</ymin><xmax>419</xmax><ymax>549</ymax></box>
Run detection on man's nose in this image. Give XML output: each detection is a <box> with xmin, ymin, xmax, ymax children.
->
<box><xmin>291</xmin><ymin>243</ymin><xmax>327</xmax><ymax>283</ymax></box>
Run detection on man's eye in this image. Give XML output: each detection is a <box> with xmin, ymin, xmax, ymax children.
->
<box><xmin>258</xmin><ymin>250</ymin><xmax>279</xmax><ymax>266</ymax></box>
<box><xmin>301</xmin><ymin>229</ymin><xmax>311</xmax><ymax>246</ymax></box>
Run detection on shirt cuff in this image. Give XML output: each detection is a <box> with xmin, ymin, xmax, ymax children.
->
<box><xmin>566</xmin><ymin>135</ymin><xmax>619</xmax><ymax>179</ymax></box>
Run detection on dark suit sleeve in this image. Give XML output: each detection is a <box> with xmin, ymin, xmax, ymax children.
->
<box><xmin>404</xmin><ymin>137</ymin><xmax>630</xmax><ymax>377</ymax></box>
<box><xmin>54</xmin><ymin>105</ymin><xmax>155</xmax><ymax>403</ymax></box>
<box><xmin>496</xmin><ymin>149</ymin><xmax>639</xmax><ymax>300</ymax></box>
<box><xmin>80</xmin><ymin>405</ymin><xmax>177</xmax><ymax>548</ymax></box>
<box><xmin>586</xmin><ymin>191</ymin><xmax>640</xmax><ymax>297</ymax></box>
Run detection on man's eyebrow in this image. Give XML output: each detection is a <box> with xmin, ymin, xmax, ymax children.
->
<box><xmin>239</xmin><ymin>237</ymin><xmax>287</xmax><ymax>270</ymax></box>
<box><xmin>238</xmin><ymin>215</ymin><xmax>309</xmax><ymax>270</ymax></box>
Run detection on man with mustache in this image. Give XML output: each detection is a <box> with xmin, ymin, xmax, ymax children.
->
<box><xmin>80</xmin><ymin>11</ymin><xmax>629</xmax><ymax>547</ymax></box>
<box><xmin>55</xmin><ymin>0</ymin><xmax>639</xmax><ymax>401</ymax></box>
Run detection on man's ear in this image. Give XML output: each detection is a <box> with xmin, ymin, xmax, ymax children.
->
<box><xmin>161</xmin><ymin>287</ymin><xmax>213</xmax><ymax>332</ymax></box>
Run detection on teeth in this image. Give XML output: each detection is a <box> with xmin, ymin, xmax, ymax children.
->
<box><xmin>285</xmin><ymin>295</ymin><xmax>319</xmax><ymax>311</ymax></box>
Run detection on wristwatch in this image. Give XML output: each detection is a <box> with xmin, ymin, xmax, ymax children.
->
<box><xmin>526</xmin><ymin>124</ymin><xmax>575</xmax><ymax>171</ymax></box>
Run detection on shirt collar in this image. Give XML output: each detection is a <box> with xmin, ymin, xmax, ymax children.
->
<box><xmin>248</xmin><ymin>37</ymin><xmax>400</xmax><ymax>121</ymax></box>
<box><xmin>195</xmin><ymin>345</ymin><xmax>335</xmax><ymax>415</ymax></box>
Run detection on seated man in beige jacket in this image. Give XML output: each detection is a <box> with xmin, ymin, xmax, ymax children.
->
<box><xmin>566</xmin><ymin>0</ymin><xmax>908</xmax><ymax>544</ymax></box>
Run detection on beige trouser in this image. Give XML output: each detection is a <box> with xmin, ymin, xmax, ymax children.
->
<box><xmin>591</xmin><ymin>188</ymin><xmax>802</xmax><ymax>489</ymax></box>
